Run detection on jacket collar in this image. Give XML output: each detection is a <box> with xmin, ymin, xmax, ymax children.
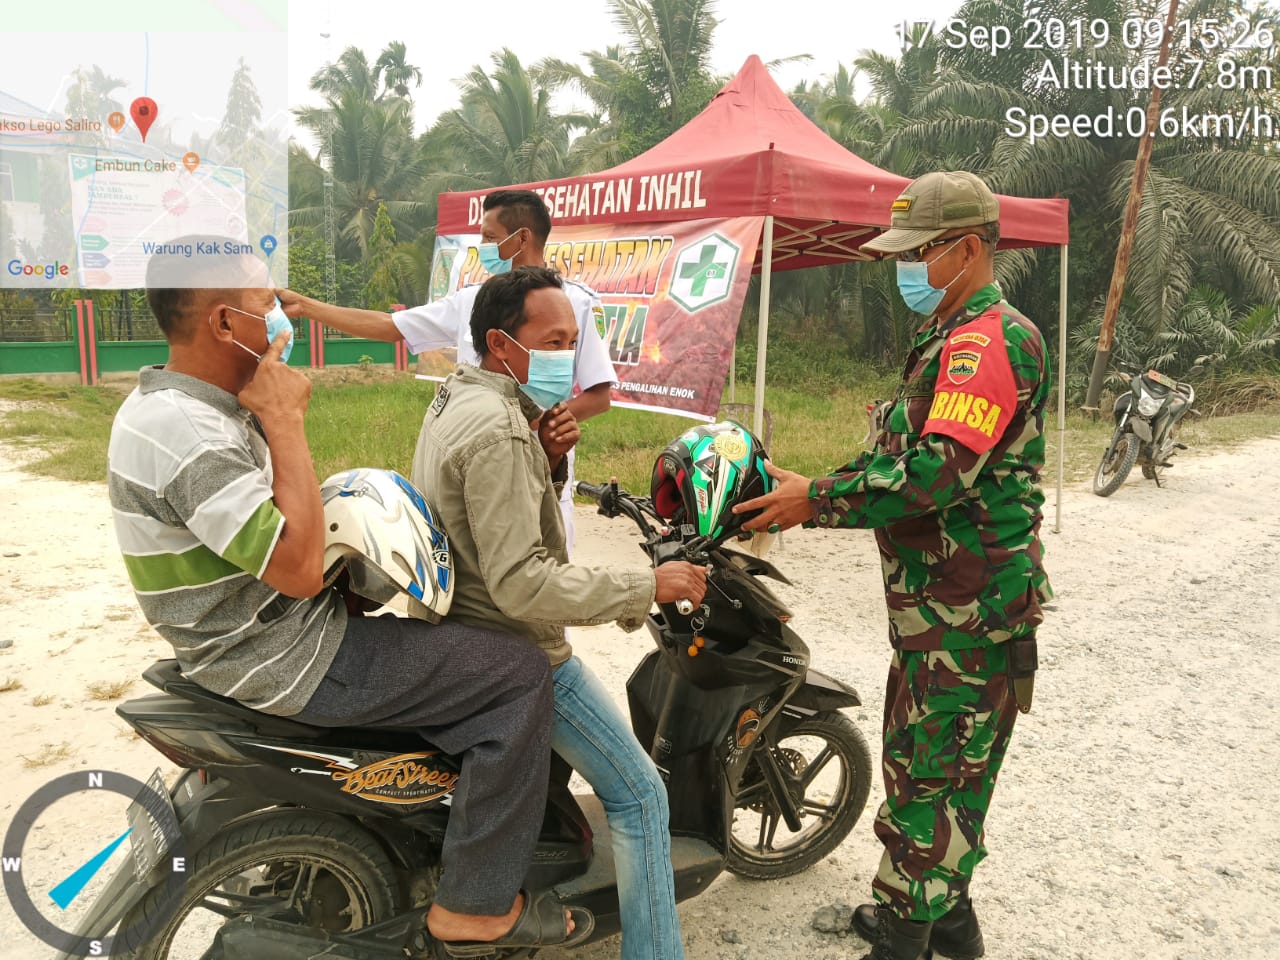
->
<box><xmin>454</xmin><ymin>364</ymin><xmax>544</xmax><ymax>421</ymax></box>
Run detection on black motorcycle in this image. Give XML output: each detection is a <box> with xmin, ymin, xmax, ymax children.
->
<box><xmin>62</xmin><ymin>480</ymin><xmax>871</xmax><ymax>959</ymax></box>
<box><xmin>1092</xmin><ymin>363</ymin><xmax>1201</xmax><ymax>497</ymax></box>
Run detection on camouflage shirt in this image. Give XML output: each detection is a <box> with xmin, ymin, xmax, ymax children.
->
<box><xmin>809</xmin><ymin>283</ymin><xmax>1053</xmax><ymax>650</ymax></box>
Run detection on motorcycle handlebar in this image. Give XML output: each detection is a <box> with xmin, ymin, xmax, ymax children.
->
<box><xmin>575</xmin><ymin>481</ymin><xmax>608</xmax><ymax>503</ymax></box>
<box><xmin>576</xmin><ymin>478</ymin><xmax>657</xmax><ymax>538</ymax></box>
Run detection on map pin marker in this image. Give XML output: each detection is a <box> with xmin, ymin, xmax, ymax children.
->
<box><xmin>130</xmin><ymin>97</ymin><xmax>158</xmax><ymax>142</ymax></box>
<box><xmin>107</xmin><ymin>112</ymin><xmax>126</xmax><ymax>134</ymax></box>
<box><xmin>182</xmin><ymin>152</ymin><xmax>200</xmax><ymax>173</ymax></box>
<box><xmin>260</xmin><ymin>235</ymin><xmax>277</xmax><ymax>255</ymax></box>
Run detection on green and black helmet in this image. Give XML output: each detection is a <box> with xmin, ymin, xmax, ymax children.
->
<box><xmin>650</xmin><ymin>421</ymin><xmax>773</xmax><ymax>540</ymax></box>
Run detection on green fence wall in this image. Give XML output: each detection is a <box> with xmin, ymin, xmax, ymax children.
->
<box><xmin>0</xmin><ymin>336</ymin><xmax>414</xmax><ymax>376</ymax></box>
<box><xmin>95</xmin><ymin>341</ymin><xmax>169</xmax><ymax>373</ymax></box>
<box><xmin>0</xmin><ymin>341</ymin><xmax>80</xmax><ymax>375</ymax></box>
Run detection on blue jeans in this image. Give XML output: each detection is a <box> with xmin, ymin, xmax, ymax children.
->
<box><xmin>551</xmin><ymin>656</ymin><xmax>684</xmax><ymax>960</ymax></box>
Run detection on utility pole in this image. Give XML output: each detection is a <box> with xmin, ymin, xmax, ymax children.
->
<box><xmin>1083</xmin><ymin>0</ymin><xmax>1180</xmax><ymax>410</ymax></box>
<box><xmin>320</xmin><ymin>21</ymin><xmax>338</xmax><ymax>306</ymax></box>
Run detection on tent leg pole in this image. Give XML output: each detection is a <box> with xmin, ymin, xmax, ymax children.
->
<box><xmin>1055</xmin><ymin>244</ymin><xmax>1068</xmax><ymax>534</ymax></box>
<box><xmin>753</xmin><ymin>216</ymin><xmax>774</xmax><ymax>440</ymax></box>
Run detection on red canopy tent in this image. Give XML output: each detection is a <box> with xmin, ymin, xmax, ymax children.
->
<box><xmin>438</xmin><ymin>56</ymin><xmax>1072</xmax><ymax>529</ymax></box>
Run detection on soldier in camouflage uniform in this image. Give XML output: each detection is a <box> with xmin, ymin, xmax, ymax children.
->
<box><xmin>736</xmin><ymin>171</ymin><xmax>1051</xmax><ymax>960</ymax></box>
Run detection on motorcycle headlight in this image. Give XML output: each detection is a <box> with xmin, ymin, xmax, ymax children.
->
<box><xmin>1137</xmin><ymin>392</ymin><xmax>1162</xmax><ymax>417</ymax></box>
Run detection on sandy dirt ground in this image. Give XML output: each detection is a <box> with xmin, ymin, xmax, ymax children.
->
<box><xmin>1</xmin><ymin>426</ymin><xmax>1278</xmax><ymax>960</ymax></box>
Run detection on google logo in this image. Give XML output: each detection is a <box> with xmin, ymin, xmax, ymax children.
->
<box><xmin>7</xmin><ymin>259</ymin><xmax>70</xmax><ymax>280</ymax></box>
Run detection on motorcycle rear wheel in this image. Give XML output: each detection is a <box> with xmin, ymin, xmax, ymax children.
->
<box><xmin>1092</xmin><ymin>433</ymin><xmax>1139</xmax><ymax>497</ymax></box>
<box><xmin>117</xmin><ymin>810</ymin><xmax>399</xmax><ymax>959</ymax></box>
<box><xmin>726</xmin><ymin>711</ymin><xmax>872</xmax><ymax>880</ymax></box>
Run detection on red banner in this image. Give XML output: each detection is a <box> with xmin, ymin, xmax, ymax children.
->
<box><xmin>421</xmin><ymin>217</ymin><xmax>762</xmax><ymax>420</ymax></box>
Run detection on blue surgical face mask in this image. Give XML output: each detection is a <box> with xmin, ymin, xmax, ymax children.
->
<box><xmin>477</xmin><ymin>229</ymin><xmax>522</xmax><ymax>276</ymax></box>
<box><xmin>500</xmin><ymin>330</ymin><xmax>575</xmax><ymax>410</ymax></box>
<box><xmin>225</xmin><ymin>297</ymin><xmax>294</xmax><ymax>363</ymax></box>
<box><xmin>895</xmin><ymin>239</ymin><xmax>968</xmax><ymax>315</ymax></box>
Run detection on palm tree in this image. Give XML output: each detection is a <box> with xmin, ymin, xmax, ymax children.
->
<box><xmin>64</xmin><ymin>66</ymin><xmax>125</xmax><ymax>149</ymax></box>
<box><xmin>537</xmin><ymin>45</ymin><xmax>633</xmax><ymax>171</ymax></box>
<box><xmin>1071</xmin><ymin>286</ymin><xmax>1279</xmax><ymax>382</ymax></box>
<box><xmin>293</xmin><ymin>43</ymin><xmax>433</xmax><ymax>261</ymax></box>
<box><xmin>374</xmin><ymin>42</ymin><xmax>423</xmax><ymax>100</ymax></box>
<box><xmin>610</xmin><ymin>0</ymin><xmax>719</xmax><ymax>128</ymax></box>
<box><xmin>427</xmin><ymin>48</ymin><xmax>591</xmax><ymax>187</ymax></box>
<box><xmin>882</xmin><ymin>0</ymin><xmax>1280</xmax><ymax>334</ymax></box>
<box><xmin>308</xmin><ymin>48</ymin><xmax>379</xmax><ymax>102</ymax></box>
<box><xmin>536</xmin><ymin>0</ymin><xmax>722</xmax><ymax>163</ymax></box>
<box><xmin>292</xmin><ymin>92</ymin><xmax>429</xmax><ymax>260</ymax></box>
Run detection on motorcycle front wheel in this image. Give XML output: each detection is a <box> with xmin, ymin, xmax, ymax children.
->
<box><xmin>727</xmin><ymin>710</ymin><xmax>872</xmax><ymax>880</ymax></box>
<box><xmin>117</xmin><ymin>811</ymin><xmax>400</xmax><ymax>959</ymax></box>
<box><xmin>1092</xmin><ymin>433</ymin><xmax>1139</xmax><ymax>497</ymax></box>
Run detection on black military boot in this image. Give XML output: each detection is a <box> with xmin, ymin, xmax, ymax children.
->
<box><xmin>852</xmin><ymin>892</ymin><xmax>984</xmax><ymax>960</ymax></box>
<box><xmin>854</xmin><ymin>906</ymin><xmax>934</xmax><ymax>960</ymax></box>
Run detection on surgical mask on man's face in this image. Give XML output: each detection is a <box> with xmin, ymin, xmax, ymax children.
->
<box><xmin>222</xmin><ymin>298</ymin><xmax>294</xmax><ymax>362</ymax></box>
<box><xmin>499</xmin><ymin>330</ymin><xmax>575</xmax><ymax>410</ymax></box>
<box><xmin>895</xmin><ymin>238</ymin><xmax>968</xmax><ymax>315</ymax></box>
<box><xmin>477</xmin><ymin>230</ymin><xmax>521</xmax><ymax>275</ymax></box>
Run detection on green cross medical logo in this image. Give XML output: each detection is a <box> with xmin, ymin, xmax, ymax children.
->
<box><xmin>669</xmin><ymin>233</ymin><xmax>739</xmax><ymax>313</ymax></box>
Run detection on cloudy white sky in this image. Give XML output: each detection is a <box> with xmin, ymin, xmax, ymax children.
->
<box><xmin>3</xmin><ymin>0</ymin><xmax>965</xmax><ymax>146</ymax></box>
<box><xmin>287</xmin><ymin>0</ymin><xmax>965</xmax><ymax>142</ymax></box>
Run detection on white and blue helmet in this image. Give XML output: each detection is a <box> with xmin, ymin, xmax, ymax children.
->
<box><xmin>320</xmin><ymin>468</ymin><xmax>453</xmax><ymax>622</ymax></box>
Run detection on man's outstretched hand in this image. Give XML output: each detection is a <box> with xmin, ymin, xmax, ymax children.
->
<box><xmin>733</xmin><ymin>460</ymin><xmax>815</xmax><ymax>533</ymax></box>
<box><xmin>274</xmin><ymin>288</ymin><xmax>312</xmax><ymax>320</ymax></box>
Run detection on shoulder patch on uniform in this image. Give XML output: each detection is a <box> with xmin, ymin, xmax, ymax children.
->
<box><xmin>429</xmin><ymin>384</ymin><xmax>450</xmax><ymax>416</ymax></box>
<box><xmin>946</xmin><ymin>350</ymin><xmax>982</xmax><ymax>385</ymax></box>
<box><xmin>925</xmin><ymin>308</ymin><xmax>1016</xmax><ymax>455</ymax></box>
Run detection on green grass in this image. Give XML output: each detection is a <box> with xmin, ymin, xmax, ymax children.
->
<box><xmin>0</xmin><ymin>381</ymin><xmax>123</xmax><ymax>482</ymax></box>
<box><xmin>1</xmin><ymin>373</ymin><xmax>1276</xmax><ymax>496</ymax></box>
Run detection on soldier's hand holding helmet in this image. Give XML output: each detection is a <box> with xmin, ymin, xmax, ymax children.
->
<box><xmin>734</xmin><ymin>461</ymin><xmax>813</xmax><ymax>533</ymax></box>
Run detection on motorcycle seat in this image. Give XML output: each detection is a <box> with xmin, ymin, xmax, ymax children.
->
<box><xmin>140</xmin><ymin>660</ymin><xmax>448</xmax><ymax>746</ymax></box>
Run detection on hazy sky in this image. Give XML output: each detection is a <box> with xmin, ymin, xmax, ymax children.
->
<box><xmin>2</xmin><ymin>0</ymin><xmax>966</xmax><ymax>146</ymax></box>
<box><xmin>287</xmin><ymin>0</ymin><xmax>965</xmax><ymax>143</ymax></box>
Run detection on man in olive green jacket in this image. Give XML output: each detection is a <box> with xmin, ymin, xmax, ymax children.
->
<box><xmin>412</xmin><ymin>266</ymin><xmax>706</xmax><ymax>960</ymax></box>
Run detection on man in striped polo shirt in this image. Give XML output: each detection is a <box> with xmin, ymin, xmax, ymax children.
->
<box><xmin>107</xmin><ymin>240</ymin><xmax>576</xmax><ymax>949</ymax></box>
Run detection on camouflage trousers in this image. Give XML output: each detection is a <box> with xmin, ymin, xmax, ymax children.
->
<box><xmin>871</xmin><ymin>644</ymin><xmax>1019</xmax><ymax>921</ymax></box>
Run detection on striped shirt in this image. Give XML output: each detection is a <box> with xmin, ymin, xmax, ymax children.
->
<box><xmin>107</xmin><ymin>366</ymin><xmax>345</xmax><ymax>716</ymax></box>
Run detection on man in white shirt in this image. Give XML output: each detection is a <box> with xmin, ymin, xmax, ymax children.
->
<box><xmin>277</xmin><ymin>190</ymin><xmax>615</xmax><ymax>551</ymax></box>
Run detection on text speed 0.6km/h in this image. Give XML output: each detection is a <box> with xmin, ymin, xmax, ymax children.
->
<box><xmin>1005</xmin><ymin>106</ymin><xmax>1274</xmax><ymax>144</ymax></box>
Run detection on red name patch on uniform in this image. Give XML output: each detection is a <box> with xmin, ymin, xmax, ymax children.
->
<box><xmin>924</xmin><ymin>311</ymin><xmax>1015</xmax><ymax>454</ymax></box>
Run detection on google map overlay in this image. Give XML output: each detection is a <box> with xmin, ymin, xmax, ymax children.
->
<box><xmin>1</xmin><ymin>18</ymin><xmax>288</xmax><ymax>288</ymax></box>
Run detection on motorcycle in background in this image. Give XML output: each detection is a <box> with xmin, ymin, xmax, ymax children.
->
<box><xmin>1092</xmin><ymin>363</ymin><xmax>1202</xmax><ymax>497</ymax></box>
